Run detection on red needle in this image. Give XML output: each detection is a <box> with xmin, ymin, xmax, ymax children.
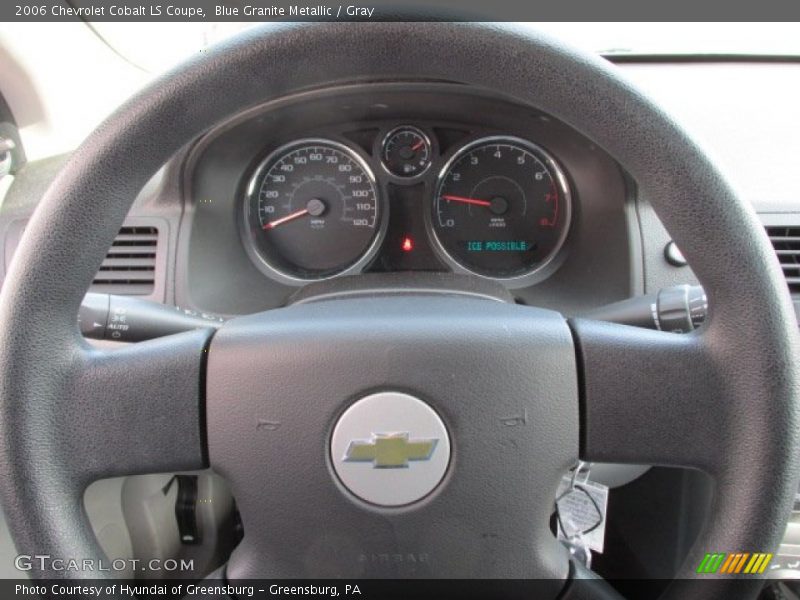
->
<box><xmin>411</xmin><ymin>140</ymin><xmax>425</xmax><ymax>152</ymax></box>
<box><xmin>263</xmin><ymin>208</ymin><xmax>309</xmax><ymax>230</ymax></box>
<box><xmin>441</xmin><ymin>194</ymin><xmax>492</xmax><ymax>208</ymax></box>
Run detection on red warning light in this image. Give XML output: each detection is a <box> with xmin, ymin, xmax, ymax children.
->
<box><xmin>401</xmin><ymin>236</ymin><xmax>414</xmax><ymax>253</ymax></box>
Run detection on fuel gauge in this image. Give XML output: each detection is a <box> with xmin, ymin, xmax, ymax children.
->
<box><xmin>381</xmin><ymin>126</ymin><xmax>432</xmax><ymax>178</ymax></box>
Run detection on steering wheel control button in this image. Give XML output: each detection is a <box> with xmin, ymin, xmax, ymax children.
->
<box><xmin>665</xmin><ymin>241</ymin><xmax>688</xmax><ymax>266</ymax></box>
<box><xmin>331</xmin><ymin>391</ymin><xmax>450</xmax><ymax>507</ymax></box>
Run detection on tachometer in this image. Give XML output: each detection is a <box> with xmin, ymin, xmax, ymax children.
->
<box><xmin>430</xmin><ymin>136</ymin><xmax>571</xmax><ymax>285</ymax></box>
<box><xmin>243</xmin><ymin>139</ymin><xmax>384</xmax><ymax>283</ymax></box>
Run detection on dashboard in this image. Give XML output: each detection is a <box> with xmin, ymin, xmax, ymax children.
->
<box><xmin>4</xmin><ymin>68</ymin><xmax>799</xmax><ymax>325</ymax></box>
<box><xmin>183</xmin><ymin>83</ymin><xmax>634</xmax><ymax>316</ymax></box>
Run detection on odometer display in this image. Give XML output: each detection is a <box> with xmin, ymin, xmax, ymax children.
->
<box><xmin>431</xmin><ymin>136</ymin><xmax>571</xmax><ymax>283</ymax></box>
<box><xmin>244</xmin><ymin>139</ymin><xmax>382</xmax><ymax>283</ymax></box>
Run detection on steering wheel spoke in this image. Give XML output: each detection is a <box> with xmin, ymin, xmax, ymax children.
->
<box><xmin>571</xmin><ymin>318</ymin><xmax>722</xmax><ymax>472</ymax></box>
<box><xmin>66</xmin><ymin>329</ymin><xmax>213</xmax><ymax>483</ymax></box>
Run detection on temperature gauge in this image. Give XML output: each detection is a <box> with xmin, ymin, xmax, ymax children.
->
<box><xmin>381</xmin><ymin>126</ymin><xmax>432</xmax><ymax>178</ymax></box>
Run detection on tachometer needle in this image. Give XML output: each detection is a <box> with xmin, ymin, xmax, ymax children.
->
<box><xmin>441</xmin><ymin>194</ymin><xmax>493</xmax><ymax>208</ymax></box>
<box><xmin>411</xmin><ymin>140</ymin><xmax>425</xmax><ymax>152</ymax></box>
<box><xmin>263</xmin><ymin>208</ymin><xmax>309</xmax><ymax>230</ymax></box>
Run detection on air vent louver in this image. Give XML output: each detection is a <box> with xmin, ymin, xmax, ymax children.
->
<box><xmin>91</xmin><ymin>226</ymin><xmax>158</xmax><ymax>295</ymax></box>
<box><xmin>766</xmin><ymin>226</ymin><xmax>800</xmax><ymax>294</ymax></box>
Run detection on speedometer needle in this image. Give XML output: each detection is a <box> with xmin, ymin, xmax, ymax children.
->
<box><xmin>263</xmin><ymin>208</ymin><xmax>309</xmax><ymax>230</ymax></box>
<box><xmin>441</xmin><ymin>194</ymin><xmax>493</xmax><ymax>208</ymax></box>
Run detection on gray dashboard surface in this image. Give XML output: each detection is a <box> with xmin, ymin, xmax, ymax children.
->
<box><xmin>1</xmin><ymin>61</ymin><xmax>799</xmax><ymax>316</ymax></box>
<box><xmin>181</xmin><ymin>83</ymin><xmax>634</xmax><ymax>316</ymax></box>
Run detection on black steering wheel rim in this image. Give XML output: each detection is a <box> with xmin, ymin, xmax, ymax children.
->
<box><xmin>0</xmin><ymin>22</ymin><xmax>798</xmax><ymax>598</ymax></box>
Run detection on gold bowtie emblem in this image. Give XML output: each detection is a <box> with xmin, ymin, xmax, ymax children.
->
<box><xmin>344</xmin><ymin>433</ymin><xmax>438</xmax><ymax>468</ymax></box>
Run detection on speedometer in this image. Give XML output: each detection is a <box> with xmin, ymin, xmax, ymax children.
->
<box><xmin>430</xmin><ymin>136</ymin><xmax>571</xmax><ymax>286</ymax></box>
<box><xmin>243</xmin><ymin>139</ymin><xmax>384</xmax><ymax>283</ymax></box>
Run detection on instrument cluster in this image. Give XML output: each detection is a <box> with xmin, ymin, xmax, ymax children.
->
<box><xmin>242</xmin><ymin>126</ymin><xmax>572</xmax><ymax>288</ymax></box>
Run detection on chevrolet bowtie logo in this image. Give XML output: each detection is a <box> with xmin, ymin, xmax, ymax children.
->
<box><xmin>343</xmin><ymin>433</ymin><xmax>438</xmax><ymax>468</ymax></box>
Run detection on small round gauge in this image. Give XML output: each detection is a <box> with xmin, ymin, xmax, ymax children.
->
<box><xmin>431</xmin><ymin>136</ymin><xmax>571</xmax><ymax>285</ymax></box>
<box><xmin>381</xmin><ymin>126</ymin><xmax>432</xmax><ymax>178</ymax></box>
<box><xmin>243</xmin><ymin>139</ymin><xmax>383</xmax><ymax>283</ymax></box>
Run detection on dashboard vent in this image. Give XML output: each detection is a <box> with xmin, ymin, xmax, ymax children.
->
<box><xmin>91</xmin><ymin>226</ymin><xmax>158</xmax><ymax>296</ymax></box>
<box><xmin>767</xmin><ymin>226</ymin><xmax>800</xmax><ymax>294</ymax></box>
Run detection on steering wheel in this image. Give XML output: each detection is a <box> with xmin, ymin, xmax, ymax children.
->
<box><xmin>1</xmin><ymin>22</ymin><xmax>798</xmax><ymax>599</ymax></box>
